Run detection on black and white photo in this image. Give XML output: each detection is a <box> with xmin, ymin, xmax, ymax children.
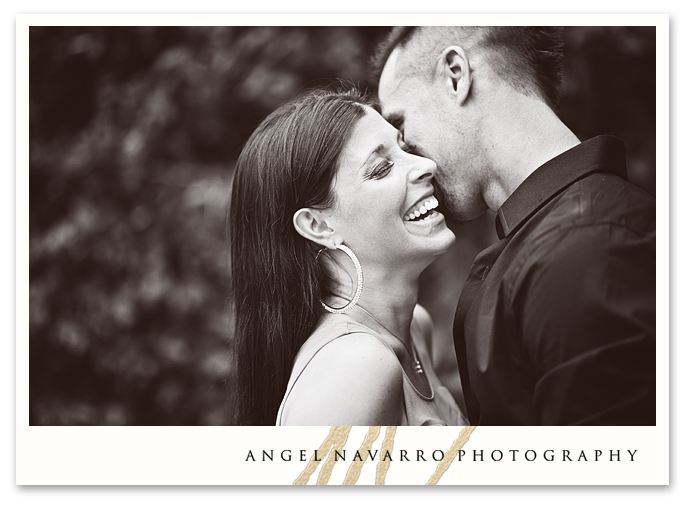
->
<box><xmin>17</xmin><ymin>14</ymin><xmax>669</xmax><ymax>487</ymax></box>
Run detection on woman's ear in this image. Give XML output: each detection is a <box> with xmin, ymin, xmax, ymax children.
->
<box><xmin>293</xmin><ymin>208</ymin><xmax>342</xmax><ymax>249</ymax></box>
<box><xmin>439</xmin><ymin>45</ymin><xmax>472</xmax><ymax>107</ymax></box>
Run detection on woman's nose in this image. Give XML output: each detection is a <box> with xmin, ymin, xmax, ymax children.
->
<box><xmin>409</xmin><ymin>156</ymin><xmax>437</xmax><ymax>183</ymax></box>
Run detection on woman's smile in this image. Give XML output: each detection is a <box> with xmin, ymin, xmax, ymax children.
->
<box><xmin>327</xmin><ymin>108</ymin><xmax>455</xmax><ymax>263</ymax></box>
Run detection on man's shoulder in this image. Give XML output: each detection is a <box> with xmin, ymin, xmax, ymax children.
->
<box><xmin>533</xmin><ymin>172</ymin><xmax>655</xmax><ymax>240</ymax></box>
<box><xmin>497</xmin><ymin>172</ymin><xmax>655</xmax><ymax>284</ymax></box>
<box><xmin>569</xmin><ymin>171</ymin><xmax>654</xmax><ymax>206</ymax></box>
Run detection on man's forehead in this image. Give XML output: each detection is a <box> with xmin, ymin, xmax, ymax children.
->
<box><xmin>378</xmin><ymin>46</ymin><xmax>407</xmax><ymax>123</ymax></box>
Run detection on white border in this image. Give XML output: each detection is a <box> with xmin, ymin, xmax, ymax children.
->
<box><xmin>12</xmin><ymin>10</ymin><xmax>686</xmax><ymax>495</ymax></box>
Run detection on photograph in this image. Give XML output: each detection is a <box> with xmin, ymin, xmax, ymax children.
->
<box><xmin>17</xmin><ymin>14</ymin><xmax>669</xmax><ymax>488</ymax></box>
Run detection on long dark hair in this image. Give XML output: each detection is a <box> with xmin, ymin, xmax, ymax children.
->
<box><xmin>228</xmin><ymin>87</ymin><xmax>376</xmax><ymax>425</ymax></box>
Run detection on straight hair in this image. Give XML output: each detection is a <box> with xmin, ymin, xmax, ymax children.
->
<box><xmin>228</xmin><ymin>87</ymin><xmax>375</xmax><ymax>425</ymax></box>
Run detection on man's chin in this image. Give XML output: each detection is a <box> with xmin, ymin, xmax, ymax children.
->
<box><xmin>436</xmin><ymin>197</ymin><xmax>463</xmax><ymax>223</ymax></box>
<box><xmin>434</xmin><ymin>190</ymin><xmax>485</xmax><ymax>225</ymax></box>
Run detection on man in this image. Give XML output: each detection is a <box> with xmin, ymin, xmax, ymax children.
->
<box><xmin>373</xmin><ymin>27</ymin><xmax>656</xmax><ymax>425</ymax></box>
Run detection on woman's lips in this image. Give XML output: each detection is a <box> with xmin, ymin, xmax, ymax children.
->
<box><xmin>403</xmin><ymin>196</ymin><xmax>439</xmax><ymax>221</ymax></box>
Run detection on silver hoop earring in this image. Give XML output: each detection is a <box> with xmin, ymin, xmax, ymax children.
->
<box><xmin>316</xmin><ymin>244</ymin><xmax>363</xmax><ymax>314</ymax></box>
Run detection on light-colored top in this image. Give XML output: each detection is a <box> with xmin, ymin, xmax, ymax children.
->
<box><xmin>276</xmin><ymin>307</ymin><xmax>468</xmax><ymax>426</ymax></box>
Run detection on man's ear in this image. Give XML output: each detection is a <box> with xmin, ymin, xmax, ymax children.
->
<box><xmin>439</xmin><ymin>46</ymin><xmax>472</xmax><ymax>107</ymax></box>
<box><xmin>293</xmin><ymin>208</ymin><xmax>342</xmax><ymax>249</ymax></box>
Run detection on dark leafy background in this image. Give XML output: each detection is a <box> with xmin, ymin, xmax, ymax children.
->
<box><xmin>29</xmin><ymin>26</ymin><xmax>655</xmax><ymax>425</ymax></box>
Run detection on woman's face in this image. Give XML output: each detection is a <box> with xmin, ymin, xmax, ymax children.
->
<box><xmin>325</xmin><ymin>107</ymin><xmax>456</xmax><ymax>269</ymax></box>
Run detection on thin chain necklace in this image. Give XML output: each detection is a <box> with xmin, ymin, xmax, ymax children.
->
<box><xmin>354</xmin><ymin>304</ymin><xmax>424</xmax><ymax>375</ymax></box>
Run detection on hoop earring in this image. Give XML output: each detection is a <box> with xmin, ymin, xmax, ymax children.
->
<box><xmin>316</xmin><ymin>244</ymin><xmax>363</xmax><ymax>314</ymax></box>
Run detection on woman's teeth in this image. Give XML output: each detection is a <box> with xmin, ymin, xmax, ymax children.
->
<box><xmin>404</xmin><ymin>196</ymin><xmax>439</xmax><ymax>222</ymax></box>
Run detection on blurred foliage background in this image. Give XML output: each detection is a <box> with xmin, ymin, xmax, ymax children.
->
<box><xmin>29</xmin><ymin>26</ymin><xmax>656</xmax><ymax>425</ymax></box>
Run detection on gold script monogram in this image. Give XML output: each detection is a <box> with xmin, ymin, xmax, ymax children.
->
<box><xmin>293</xmin><ymin>426</ymin><xmax>476</xmax><ymax>485</ymax></box>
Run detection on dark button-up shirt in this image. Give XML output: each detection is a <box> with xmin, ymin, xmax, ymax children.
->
<box><xmin>454</xmin><ymin>136</ymin><xmax>656</xmax><ymax>425</ymax></box>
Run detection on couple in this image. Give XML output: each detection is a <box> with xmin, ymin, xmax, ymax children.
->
<box><xmin>229</xmin><ymin>27</ymin><xmax>656</xmax><ymax>426</ymax></box>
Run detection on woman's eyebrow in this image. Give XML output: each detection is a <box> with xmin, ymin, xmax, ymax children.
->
<box><xmin>358</xmin><ymin>143</ymin><xmax>386</xmax><ymax>172</ymax></box>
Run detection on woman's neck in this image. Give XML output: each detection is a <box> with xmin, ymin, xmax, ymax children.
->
<box><xmin>327</xmin><ymin>263</ymin><xmax>419</xmax><ymax>346</ymax></box>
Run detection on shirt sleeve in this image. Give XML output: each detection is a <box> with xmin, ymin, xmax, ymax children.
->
<box><xmin>510</xmin><ymin>222</ymin><xmax>656</xmax><ymax>425</ymax></box>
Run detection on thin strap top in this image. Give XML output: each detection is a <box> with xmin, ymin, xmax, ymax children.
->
<box><xmin>276</xmin><ymin>313</ymin><xmax>467</xmax><ymax>426</ymax></box>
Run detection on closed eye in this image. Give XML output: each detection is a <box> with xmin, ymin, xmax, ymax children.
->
<box><xmin>369</xmin><ymin>160</ymin><xmax>394</xmax><ymax>179</ymax></box>
<box><xmin>398</xmin><ymin>132</ymin><xmax>417</xmax><ymax>154</ymax></box>
<box><xmin>401</xmin><ymin>141</ymin><xmax>417</xmax><ymax>154</ymax></box>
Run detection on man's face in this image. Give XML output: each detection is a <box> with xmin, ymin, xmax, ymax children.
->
<box><xmin>378</xmin><ymin>47</ymin><xmax>488</xmax><ymax>223</ymax></box>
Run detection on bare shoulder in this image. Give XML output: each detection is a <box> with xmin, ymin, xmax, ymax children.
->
<box><xmin>281</xmin><ymin>332</ymin><xmax>404</xmax><ymax>426</ymax></box>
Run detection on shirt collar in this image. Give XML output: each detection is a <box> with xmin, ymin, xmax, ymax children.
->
<box><xmin>495</xmin><ymin>135</ymin><xmax>628</xmax><ymax>239</ymax></box>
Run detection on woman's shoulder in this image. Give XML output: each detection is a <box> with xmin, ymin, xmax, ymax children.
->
<box><xmin>280</xmin><ymin>324</ymin><xmax>405</xmax><ymax>426</ymax></box>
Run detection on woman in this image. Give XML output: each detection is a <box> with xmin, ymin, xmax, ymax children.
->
<box><xmin>229</xmin><ymin>87</ymin><xmax>467</xmax><ymax>426</ymax></box>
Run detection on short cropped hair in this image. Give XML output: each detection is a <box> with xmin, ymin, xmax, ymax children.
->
<box><xmin>370</xmin><ymin>27</ymin><xmax>565</xmax><ymax>113</ymax></box>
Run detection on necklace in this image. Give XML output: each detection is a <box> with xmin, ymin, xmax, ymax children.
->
<box><xmin>354</xmin><ymin>304</ymin><xmax>424</xmax><ymax>375</ymax></box>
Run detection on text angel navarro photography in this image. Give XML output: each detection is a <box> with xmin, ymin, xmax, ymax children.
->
<box><xmin>244</xmin><ymin>448</ymin><xmax>639</xmax><ymax>463</ymax></box>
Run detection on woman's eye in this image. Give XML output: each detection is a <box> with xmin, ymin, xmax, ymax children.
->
<box><xmin>370</xmin><ymin>160</ymin><xmax>393</xmax><ymax>179</ymax></box>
